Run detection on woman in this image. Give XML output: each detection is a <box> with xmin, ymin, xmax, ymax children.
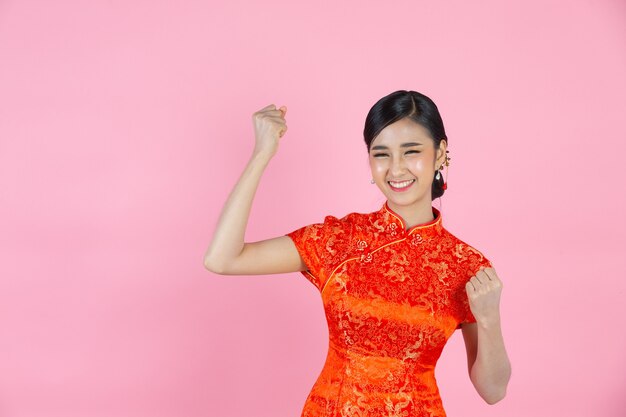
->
<box><xmin>204</xmin><ymin>90</ymin><xmax>511</xmax><ymax>416</ymax></box>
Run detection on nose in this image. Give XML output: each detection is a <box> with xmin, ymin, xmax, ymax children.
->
<box><xmin>390</xmin><ymin>155</ymin><xmax>407</xmax><ymax>176</ymax></box>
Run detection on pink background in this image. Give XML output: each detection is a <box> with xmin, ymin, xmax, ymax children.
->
<box><xmin>1</xmin><ymin>1</ymin><xmax>625</xmax><ymax>416</ymax></box>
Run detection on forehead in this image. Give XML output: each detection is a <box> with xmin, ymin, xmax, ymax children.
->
<box><xmin>371</xmin><ymin>118</ymin><xmax>433</xmax><ymax>147</ymax></box>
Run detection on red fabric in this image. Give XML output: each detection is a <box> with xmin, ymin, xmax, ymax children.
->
<box><xmin>285</xmin><ymin>201</ymin><xmax>492</xmax><ymax>417</ymax></box>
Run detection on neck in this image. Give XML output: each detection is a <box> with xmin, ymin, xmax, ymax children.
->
<box><xmin>387</xmin><ymin>200</ymin><xmax>435</xmax><ymax>230</ymax></box>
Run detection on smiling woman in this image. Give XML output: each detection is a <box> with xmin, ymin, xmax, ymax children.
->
<box><xmin>204</xmin><ymin>91</ymin><xmax>511</xmax><ymax>416</ymax></box>
<box><xmin>364</xmin><ymin>91</ymin><xmax>451</xmax><ymax>228</ymax></box>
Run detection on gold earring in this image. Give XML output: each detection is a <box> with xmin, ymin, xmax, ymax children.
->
<box><xmin>437</xmin><ymin>150</ymin><xmax>451</xmax><ymax>190</ymax></box>
<box><xmin>437</xmin><ymin>150</ymin><xmax>451</xmax><ymax>171</ymax></box>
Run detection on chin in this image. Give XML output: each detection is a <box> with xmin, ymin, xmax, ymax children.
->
<box><xmin>389</xmin><ymin>191</ymin><xmax>427</xmax><ymax>204</ymax></box>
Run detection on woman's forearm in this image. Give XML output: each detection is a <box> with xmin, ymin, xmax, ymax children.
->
<box><xmin>470</xmin><ymin>318</ymin><xmax>512</xmax><ymax>404</ymax></box>
<box><xmin>203</xmin><ymin>151</ymin><xmax>271</xmax><ymax>271</ymax></box>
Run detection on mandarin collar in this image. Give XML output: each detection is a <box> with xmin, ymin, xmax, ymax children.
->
<box><xmin>379</xmin><ymin>200</ymin><xmax>443</xmax><ymax>238</ymax></box>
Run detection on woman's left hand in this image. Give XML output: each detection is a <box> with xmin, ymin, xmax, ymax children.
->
<box><xmin>465</xmin><ymin>266</ymin><xmax>503</xmax><ymax>325</ymax></box>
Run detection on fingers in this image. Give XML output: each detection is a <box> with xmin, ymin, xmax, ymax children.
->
<box><xmin>473</xmin><ymin>269</ymin><xmax>487</xmax><ymax>284</ymax></box>
<box><xmin>258</xmin><ymin>104</ymin><xmax>287</xmax><ymax>115</ymax></box>
<box><xmin>477</xmin><ymin>266</ymin><xmax>495</xmax><ymax>280</ymax></box>
<box><xmin>466</xmin><ymin>267</ymin><xmax>488</xmax><ymax>289</ymax></box>
<box><xmin>253</xmin><ymin>104</ymin><xmax>288</xmax><ymax>139</ymax></box>
<box><xmin>265</xmin><ymin>115</ymin><xmax>287</xmax><ymax>123</ymax></box>
<box><xmin>270</xmin><ymin>108</ymin><xmax>287</xmax><ymax>119</ymax></box>
<box><xmin>467</xmin><ymin>267</ymin><xmax>501</xmax><ymax>293</ymax></box>
<box><xmin>466</xmin><ymin>275</ymin><xmax>483</xmax><ymax>293</ymax></box>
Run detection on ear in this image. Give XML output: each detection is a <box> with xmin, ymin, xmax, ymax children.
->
<box><xmin>436</xmin><ymin>139</ymin><xmax>448</xmax><ymax>167</ymax></box>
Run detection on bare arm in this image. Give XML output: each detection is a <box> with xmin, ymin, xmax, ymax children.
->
<box><xmin>462</xmin><ymin>319</ymin><xmax>511</xmax><ymax>404</ymax></box>
<box><xmin>203</xmin><ymin>104</ymin><xmax>307</xmax><ymax>275</ymax></box>
<box><xmin>461</xmin><ymin>267</ymin><xmax>511</xmax><ymax>404</ymax></box>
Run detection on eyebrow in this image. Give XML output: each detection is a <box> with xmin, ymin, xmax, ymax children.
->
<box><xmin>370</xmin><ymin>142</ymin><xmax>424</xmax><ymax>151</ymax></box>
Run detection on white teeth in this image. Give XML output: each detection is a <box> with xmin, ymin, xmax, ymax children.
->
<box><xmin>389</xmin><ymin>179</ymin><xmax>414</xmax><ymax>188</ymax></box>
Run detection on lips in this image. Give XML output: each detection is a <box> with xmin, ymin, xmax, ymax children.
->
<box><xmin>388</xmin><ymin>179</ymin><xmax>415</xmax><ymax>191</ymax></box>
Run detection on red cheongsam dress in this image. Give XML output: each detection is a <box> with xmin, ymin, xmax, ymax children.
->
<box><xmin>285</xmin><ymin>200</ymin><xmax>493</xmax><ymax>417</ymax></box>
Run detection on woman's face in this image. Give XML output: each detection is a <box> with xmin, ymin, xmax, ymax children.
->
<box><xmin>368</xmin><ymin>118</ymin><xmax>446</xmax><ymax>208</ymax></box>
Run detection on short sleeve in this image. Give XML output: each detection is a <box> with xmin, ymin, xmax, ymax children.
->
<box><xmin>456</xmin><ymin>244</ymin><xmax>494</xmax><ymax>329</ymax></box>
<box><xmin>285</xmin><ymin>214</ymin><xmax>353</xmax><ymax>292</ymax></box>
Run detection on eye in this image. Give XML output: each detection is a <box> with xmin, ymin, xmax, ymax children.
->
<box><xmin>372</xmin><ymin>150</ymin><xmax>421</xmax><ymax>158</ymax></box>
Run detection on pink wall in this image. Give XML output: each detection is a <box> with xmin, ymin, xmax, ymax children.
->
<box><xmin>1</xmin><ymin>1</ymin><xmax>625</xmax><ymax>416</ymax></box>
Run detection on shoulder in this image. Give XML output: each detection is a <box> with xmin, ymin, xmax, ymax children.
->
<box><xmin>441</xmin><ymin>228</ymin><xmax>493</xmax><ymax>270</ymax></box>
<box><xmin>321</xmin><ymin>209</ymin><xmax>373</xmax><ymax>231</ymax></box>
<box><xmin>287</xmin><ymin>210</ymin><xmax>360</xmax><ymax>241</ymax></box>
<box><xmin>286</xmin><ymin>207</ymin><xmax>380</xmax><ymax>248</ymax></box>
<box><xmin>344</xmin><ymin>209</ymin><xmax>375</xmax><ymax>225</ymax></box>
<box><xmin>441</xmin><ymin>227</ymin><xmax>489</xmax><ymax>257</ymax></box>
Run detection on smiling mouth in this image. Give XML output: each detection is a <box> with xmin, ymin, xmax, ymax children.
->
<box><xmin>388</xmin><ymin>179</ymin><xmax>415</xmax><ymax>191</ymax></box>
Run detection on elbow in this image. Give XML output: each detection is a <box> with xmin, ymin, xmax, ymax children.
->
<box><xmin>472</xmin><ymin>375</ymin><xmax>509</xmax><ymax>405</ymax></box>
<box><xmin>203</xmin><ymin>257</ymin><xmax>226</xmax><ymax>274</ymax></box>
<box><xmin>479</xmin><ymin>378</ymin><xmax>509</xmax><ymax>405</ymax></box>
<box><xmin>483</xmin><ymin>389</ymin><xmax>506</xmax><ymax>405</ymax></box>
<box><xmin>472</xmin><ymin>361</ymin><xmax>511</xmax><ymax>405</ymax></box>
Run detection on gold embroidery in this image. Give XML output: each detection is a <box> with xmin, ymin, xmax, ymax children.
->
<box><xmin>285</xmin><ymin>200</ymin><xmax>492</xmax><ymax>416</ymax></box>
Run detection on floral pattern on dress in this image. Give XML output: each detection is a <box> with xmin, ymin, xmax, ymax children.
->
<box><xmin>286</xmin><ymin>201</ymin><xmax>493</xmax><ymax>417</ymax></box>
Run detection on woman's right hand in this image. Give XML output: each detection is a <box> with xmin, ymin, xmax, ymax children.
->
<box><xmin>252</xmin><ymin>104</ymin><xmax>288</xmax><ymax>159</ymax></box>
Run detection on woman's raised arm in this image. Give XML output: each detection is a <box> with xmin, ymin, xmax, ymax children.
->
<box><xmin>203</xmin><ymin>104</ymin><xmax>306</xmax><ymax>275</ymax></box>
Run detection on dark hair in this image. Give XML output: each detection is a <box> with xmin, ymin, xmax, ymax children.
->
<box><xmin>363</xmin><ymin>90</ymin><xmax>448</xmax><ymax>200</ymax></box>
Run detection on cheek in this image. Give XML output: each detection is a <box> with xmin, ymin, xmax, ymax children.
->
<box><xmin>370</xmin><ymin>161</ymin><xmax>387</xmax><ymax>176</ymax></box>
<box><xmin>409</xmin><ymin>159</ymin><xmax>428</xmax><ymax>173</ymax></box>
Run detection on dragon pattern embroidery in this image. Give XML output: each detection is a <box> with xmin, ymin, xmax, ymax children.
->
<box><xmin>286</xmin><ymin>201</ymin><xmax>493</xmax><ymax>417</ymax></box>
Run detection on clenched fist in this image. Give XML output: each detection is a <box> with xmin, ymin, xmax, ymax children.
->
<box><xmin>252</xmin><ymin>104</ymin><xmax>288</xmax><ymax>159</ymax></box>
<box><xmin>465</xmin><ymin>266</ymin><xmax>503</xmax><ymax>326</ymax></box>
